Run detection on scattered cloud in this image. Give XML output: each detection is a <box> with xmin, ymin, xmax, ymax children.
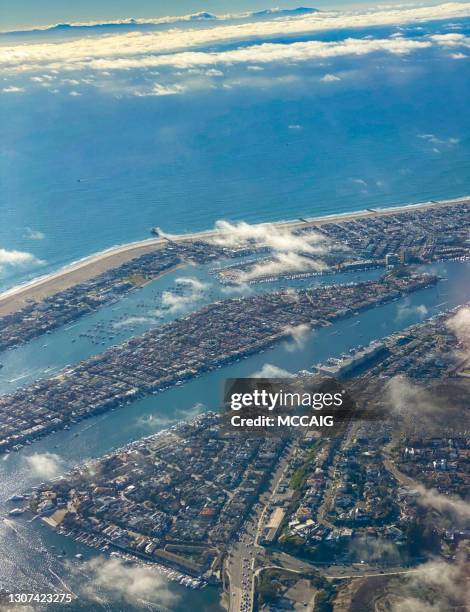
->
<box><xmin>158</xmin><ymin>276</ymin><xmax>209</xmax><ymax>313</ymax></box>
<box><xmin>135</xmin><ymin>402</ymin><xmax>205</xmax><ymax>430</ymax></box>
<box><xmin>136</xmin><ymin>82</ymin><xmax>186</xmax><ymax>96</ymax></box>
<box><xmin>391</xmin><ymin>558</ymin><xmax>469</xmax><ymax>612</ymax></box>
<box><xmin>415</xmin><ymin>483</ymin><xmax>470</xmax><ymax>523</ymax></box>
<box><xmin>395</xmin><ymin>301</ymin><xmax>428</xmax><ymax>322</ymax></box>
<box><xmin>79</xmin><ymin>556</ymin><xmax>179</xmax><ymax>608</ymax></box>
<box><xmin>429</xmin><ymin>32</ymin><xmax>470</xmax><ymax>48</ymax></box>
<box><xmin>205</xmin><ymin>68</ymin><xmax>224</xmax><ymax>77</ymax></box>
<box><xmin>446</xmin><ymin>306</ymin><xmax>470</xmax><ymax>360</ymax></box>
<box><xmin>283</xmin><ymin>323</ymin><xmax>311</xmax><ymax>352</ymax></box>
<box><xmin>208</xmin><ymin>220</ymin><xmax>327</xmax><ymax>283</ymax></box>
<box><xmin>113</xmin><ymin>316</ymin><xmax>158</xmax><ymax>329</ymax></box>
<box><xmin>0</xmin><ymin>247</ymin><xmax>43</xmax><ymax>272</ymax></box>
<box><xmin>239</xmin><ymin>251</ymin><xmax>325</xmax><ymax>282</ymax></box>
<box><xmin>288</xmin><ymin>124</ymin><xmax>302</xmax><ymax>130</ymax></box>
<box><xmin>24</xmin><ymin>227</ymin><xmax>45</xmax><ymax>240</ymax></box>
<box><xmin>417</xmin><ymin>133</ymin><xmax>459</xmax><ymax>148</ymax></box>
<box><xmin>24</xmin><ymin>452</ymin><xmax>63</xmax><ymax>478</ymax></box>
<box><xmin>210</xmin><ymin>219</ymin><xmax>326</xmax><ymax>255</ymax></box>
<box><xmin>321</xmin><ymin>73</ymin><xmax>341</xmax><ymax>82</ymax></box>
<box><xmin>2</xmin><ymin>85</ymin><xmax>24</xmax><ymax>93</ymax></box>
<box><xmin>350</xmin><ymin>535</ymin><xmax>400</xmax><ymax>563</ymax></box>
<box><xmin>252</xmin><ymin>363</ymin><xmax>294</xmax><ymax>378</ymax></box>
<box><xmin>385</xmin><ymin>375</ymin><xmax>441</xmax><ymax>419</ymax></box>
<box><xmin>220</xmin><ymin>281</ymin><xmax>254</xmax><ymax>296</ymax></box>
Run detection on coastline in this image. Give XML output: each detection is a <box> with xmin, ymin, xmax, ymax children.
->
<box><xmin>0</xmin><ymin>195</ymin><xmax>468</xmax><ymax>316</ymax></box>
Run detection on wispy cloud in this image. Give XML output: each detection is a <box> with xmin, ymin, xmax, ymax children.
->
<box><xmin>1</xmin><ymin>85</ymin><xmax>24</xmax><ymax>93</ymax></box>
<box><xmin>158</xmin><ymin>276</ymin><xmax>210</xmax><ymax>313</ymax></box>
<box><xmin>395</xmin><ymin>300</ymin><xmax>428</xmax><ymax>322</ymax></box>
<box><xmin>209</xmin><ymin>219</ymin><xmax>327</xmax><ymax>283</ymax></box>
<box><xmin>446</xmin><ymin>305</ymin><xmax>470</xmax><ymax>361</ymax></box>
<box><xmin>320</xmin><ymin>73</ymin><xmax>341</xmax><ymax>82</ymax></box>
<box><xmin>252</xmin><ymin>363</ymin><xmax>294</xmax><ymax>378</ymax></box>
<box><xmin>79</xmin><ymin>556</ymin><xmax>179</xmax><ymax>608</ymax></box>
<box><xmin>136</xmin><ymin>82</ymin><xmax>186</xmax><ymax>96</ymax></box>
<box><xmin>24</xmin><ymin>452</ymin><xmax>63</xmax><ymax>478</ymax></box>
<box><xmin>24</xmin><ymin>227</ymin><xmax>45</xmax><ymax>240</ymax></box>
<box><xmin>113</xmin><ymin>316</ymin><xmax>158</xmax><ymax>329</ymax></box>
<box><xmin>0</xmin><ymin>247</ymin><xmax>43</xmax><ymax>272</ymax></box>
<box><xmin>283</xmin><ymin>323</ymin><xmax>311</xmax><ymax>352</ymax></box>
<box><xmin>391</xmin><ymin>558</ymin><xmax>469</xmax><ymax>611</ymax></box>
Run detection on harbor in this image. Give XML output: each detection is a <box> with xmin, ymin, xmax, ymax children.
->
<box><xmin>0</xmin><ymin>258</ymin><xmax>468</xmax><ymax>610</ymax></box>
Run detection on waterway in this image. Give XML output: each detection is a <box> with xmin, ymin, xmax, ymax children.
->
<box><xmin>0</xmin><ymin>258</ymin><xmax>468</xmax><ymax>610</ymax></box>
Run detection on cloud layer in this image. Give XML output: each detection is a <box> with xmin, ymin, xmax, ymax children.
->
<box><xmin>1</xmin><ymin>3</ymin><xmax>470</xmax><ymax>77</ymax></box>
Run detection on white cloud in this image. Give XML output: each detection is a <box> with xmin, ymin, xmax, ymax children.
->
<box><xmin>446</xmin><ymin>306</ymin><xmax>470</xmax><ymax>360</ymax></box>
<box><xmin>395</xmin><ymin>301</ymin><xmax>428</xmax><ymax>321</ymax></box>
<box><xmin>80</xmin><ymin>556</ymin><xmax>179</xmax><ymax>608</ymax></box>
<box><xmin>174</xmin><ymin>276</ymin><xmax>208</xmax><ymax>291</ymax></box>
<box><xmin>209</xmin><ymin>220</ymin><xmax>327</xmax><ymax>283</ymax></box>
<box><xmin>252</xmin><ymin>363</ymin><xmax>294</xmax><ymax>378</ymax></box>
<box><xmin>142</xmin><ymin>82</ymin><xmax>186</xmax><ymax>96</ymax></box>
<box><xmin>0</xmin><ymin>247</ymin><xmax>43</xmax><ymax>271</ymax></box>
<box><xmin>429</xmin><ymin>32</ymin><xmax>470</xmax><ymax>47</ymax></box>
<box><xmin>55</xmin><ymin>37</ymin><xmax>432</xmax><ymax>73</ymax></box>
<box><xmin>391</xmin><ymin>559</ymin><xmax>469</xmax><ymax>612</ymax></box>
<box><xmin>113</xmin><ymin>316</ymin><xmax>158</xmax><ymax>328</ymax></box>
<box><xmin>283</xmin><ymin>323</ymin><xmax>311</xmax><ymax>352</ymax></box>
<box><xmin>158</xmin><ymin>276</ymin><xmax>209</xmax><ymax>313</ymax></box>
<box><xmin>239</xmin><ymin>251</ymin><xmax>325</xmax><ymax>282</ymax></box>
<box><xmin>210</xmin><ymin>219</ymin><xmax>326</xmax><ymax>255</ymax></box>
<box><xmin>417</xmin><ymin>133</ymin><xmax>459</xmax><ymax>146</ymax></box>
<box><xmin>24</xmin><ymin>227</ymin><xmax>45</xmax><ymax>240</ymax></box>
<box><xmin>1</xmin><ymin>85</ymin><xmax>24</xmax><ymax>93</ymax></box>
<box><xmin>205</xmin><ymin>68</ymin><xmax>224</xmax><ymax>77</ymax></box>
<box><xmin>415</xmin><ymin>483</ymin><xmax>470</xmax><ymax>523</ymax></box>
<box><xmin>350</xmin><ymin>177</ymin><xmax>368</xmax><ymax>187</ymax></box>
<box><xmin>321</xmin><ymin>73</ymin><xmax>341</xmax><ymax>82</ymax></box>
<box><xmin>386</xmin><ymin>375</ymin><xmax>436</xmax><ymax>415</ymax></box>
<box><xmin>2</xmin><ymin>3</ymin><xmax>469</xmax><ymax>74</ymax></box>
<box><xmin>288</xmin><ymin>124</ymin><xmax>302</xmax><ymax>129</ymax></box>
<box><xmin>69</xmin><ymin>90</ymin><xmax>81</xmax><ymax>96</ymax></box>
<box><xmin>220</xmin><ymin>282</ymin><xmax>254</xmax><ymax>296</ymax></box>
<box><xmin>24</xmin><ymin>452</ymin><xmax>63</xmax><ymax>478</ymax></box>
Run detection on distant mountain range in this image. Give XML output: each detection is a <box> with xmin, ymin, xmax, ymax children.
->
<box><xmin>1</xmin><ymin>7</ymin><xmax>319</xmax><ymax>36</ymax></box>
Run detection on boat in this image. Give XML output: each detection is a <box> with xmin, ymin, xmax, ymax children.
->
<box><xmin>8</xmin><ymin>508</ymin><xmax>24</xmax><ymax>516</ymax></box>
<box><xmin>7</xmin><ymin>494</ymin><xmax>26</xmax><ymax>502</ymax></box>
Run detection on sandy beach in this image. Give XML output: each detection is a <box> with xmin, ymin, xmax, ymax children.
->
<box><xmin>0</xmin><ymin>195</ymin><xmax>467</xmax><ymax>317</ymax></box>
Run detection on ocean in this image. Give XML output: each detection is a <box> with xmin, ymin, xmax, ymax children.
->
<box><xmin>1</xmin><ymin>13</ymin><xmax>470</xmax><ymax>290</ymax></box>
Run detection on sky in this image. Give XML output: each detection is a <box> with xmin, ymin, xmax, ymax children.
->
<box><xmin>0</xmin><ymin>0</ymin><xmax>444</xmax><ymax>31</ymax></box>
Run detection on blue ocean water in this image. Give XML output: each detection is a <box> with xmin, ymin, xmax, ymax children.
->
<box><xmin>0</xmin><ymin>18</ymin><xmax>469</xmax><ymax>290</ymax></box>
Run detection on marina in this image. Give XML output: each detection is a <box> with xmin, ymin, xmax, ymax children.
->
<box><xmin>0</xmin><ymin>258</ymin><xmax>468</xmax><ymax>610</ymax></box>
